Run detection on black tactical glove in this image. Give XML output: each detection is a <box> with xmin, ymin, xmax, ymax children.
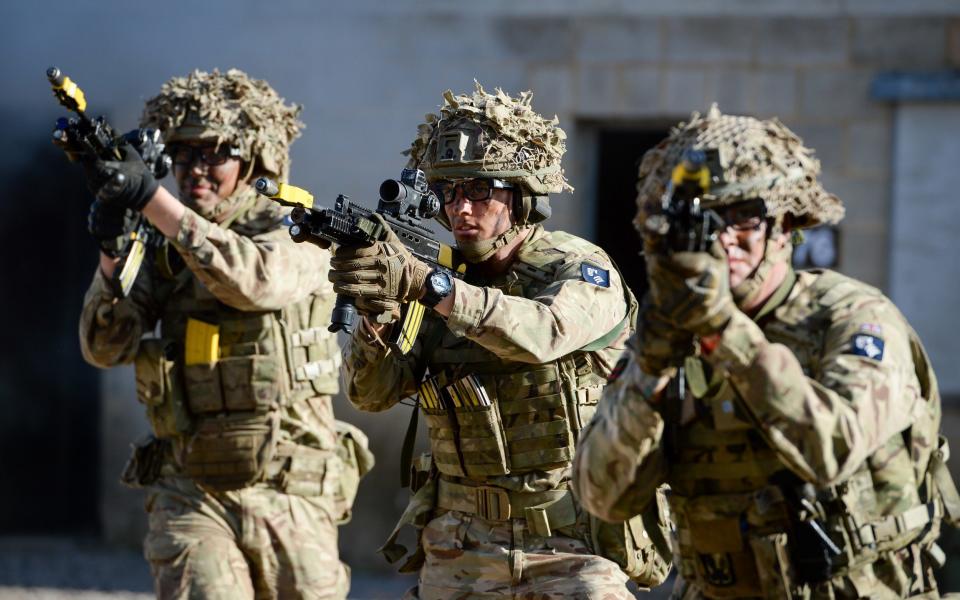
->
<box><xmin>87</xmin><ymin>199</ymin><xmax>140</xmax><ymax>258</ymax></box>
<box><xmin>84</xmin><ymin>141</ymin><xmax>159</xmax><ymax>211</ymax></box>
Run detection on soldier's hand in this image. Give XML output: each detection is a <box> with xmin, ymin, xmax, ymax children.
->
<box><xmin>636</xmin><ymin>300</ymin><xmax>695</xmax><ymax>377</ymax></box>
<box><xmin>87</xmin><ymin>199</ymin><xmax>139</xmax><ymax>258</ymax></box>
<box><xmin>84</xmin><ymin>141</ymin><xmax>159</xmax><ymax>211</ymax></box>
<box><xmin>328</xmin><ymin>214</ymin><xmax>431</xmax><ymax>318</ymax></box>
<box><xmin>646</xmin><ymin>241</ymin><xmax>735</xmax><ymax>336</ymax></box>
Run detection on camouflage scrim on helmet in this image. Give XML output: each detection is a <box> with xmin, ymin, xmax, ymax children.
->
<box><xmin>635</xmin><ymin>105</ymin><xmax>844</xmax><ymax>230</ymax></box>
<box><xmin>140</xmin><ymin>69</ymin><xmax>303</xmax><ymax>179</ymax></box>
<box><xmin>406</xmin><ymin>82</ymin><xmax>573</xmax><ymax>195</ymax></box>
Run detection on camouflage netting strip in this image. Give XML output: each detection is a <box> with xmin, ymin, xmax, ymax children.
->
<box><xmin>140</xmin><ymin>69</ymin><xmax>303</xmax><ymax>179</ymax></box>
<box><xmin>407</xmin><ymin>82</ymin><xmax>573</xmax><ymax>194</ymax></box>
<box><xmin>635</xmin><ymin>104</ymin><xmax>844</xmax><ymax>230</ymax></box>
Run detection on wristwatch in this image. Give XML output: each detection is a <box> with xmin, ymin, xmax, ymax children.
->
<box><xmin>420</xmin><ymin>269</ymin><xmax>454</xmax><ymax>308</ymax></box>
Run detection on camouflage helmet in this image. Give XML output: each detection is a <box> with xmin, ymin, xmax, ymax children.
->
<box><xmin>140</xmin><ymin>69</ymin><xmax>303</xmax><ymax>180</ymax></box>
<box><xmin>406</xmin><ymin>82</ymin><xmax>572</xmax><ymax>229</ymax></box>
<box><xmin>636</xmin><ymin>105</ymin><xmax>844</xmax><ymax>230</ymax></box>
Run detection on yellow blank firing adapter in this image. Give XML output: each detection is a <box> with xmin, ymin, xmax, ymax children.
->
<box><xmin>254</xmin><ymin>177</ymin><xmax>314</xmax><ymax>209</ymax></box>
<box><xmin>47</xmin><ymin>67</ymin><xmax>87</xmax><ymax>113</ymax></box>
<box><xmin>671</xmin><ymin>148</ymin><xmax>711</xmax><ymax>193</ymax></box>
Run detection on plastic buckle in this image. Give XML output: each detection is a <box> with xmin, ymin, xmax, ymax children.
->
<box><xmin>475</xmin><ymin>486</ymin><xmax>511</xmax><ymax>521</ymax></box>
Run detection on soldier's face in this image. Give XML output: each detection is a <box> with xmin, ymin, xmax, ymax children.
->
<box><xmin>719</xmin><ymin>219</ymin><xmax>770</xmax><ymax>288</ymax></box>
<box><xmin>172</xmin><ymin>140</ymin><xmax>243</xmax><ymax>217</ymax></box>
<box><xmin>719</xmin><ymin>219</ymin><xmax>790</xmax><ymax>288</ymax></box>
<box><xmin>444</xmin><ymin>187</ymin><xmax>514</xmax><ymax>244</ymax></box>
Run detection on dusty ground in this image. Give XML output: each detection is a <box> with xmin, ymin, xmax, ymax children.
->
<box><xmin>0</xmin><ymin>537</ymin><xmax>410</xmax><ymax>600</ymax></box>
<box><xmin>0</xmin><ymin>536</ymin><xmax>672</xmax><ymax>599</ymax></box>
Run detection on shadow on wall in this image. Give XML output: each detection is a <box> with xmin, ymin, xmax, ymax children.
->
<box><xmin>0</xmin><ymin>134</ymin><xmax>101</xmax><ymax>535</ymax></box>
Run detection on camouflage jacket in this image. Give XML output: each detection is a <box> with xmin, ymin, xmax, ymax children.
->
<box><xmin>79</xmin><ymin>192</ymin><xmax>339</xmax><ymax>453</ymax></box>
<box><xmin>573</xmin><ymin>268</ymin><xmax>946</xmax><ymax>596</ymax></box>
<box><xmin>345</xmin><ymin>224</ymin><xmax>631</xmax><ymax>493</ymax></box>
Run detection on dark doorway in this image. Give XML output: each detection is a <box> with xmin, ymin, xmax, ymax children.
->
<box><xmin>594</xmin><ymin>127</ymin><xmax>670</xmax><ymax>302</ymax></box>
<box><xmin>0</xmin><ymin>133</ymin><xmax>101</xmax><ymax>535</ymax></box>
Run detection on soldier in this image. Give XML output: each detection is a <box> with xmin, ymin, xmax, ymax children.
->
<box><xmin>333</xmin><ymin>84</ymin><xmax>672</xmax><ymax>598</ymax></box>
<box><xmin>572</xmin><ymin>106</ymin><xmax>959</xmax><ymax>599</ymax></box>
<box><xmin>76</xmin><ymin>69</ymin><xmax>372</xmax><ymax>600</ymax></box>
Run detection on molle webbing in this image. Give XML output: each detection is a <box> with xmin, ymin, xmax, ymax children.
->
<box><xmin>418</xmin><ymin>364</ymin><xmax>581</xmax><ymax>476</ymax></box>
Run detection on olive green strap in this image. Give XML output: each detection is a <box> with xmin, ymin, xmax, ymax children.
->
<box><xmin>753</xmin><ymin>268</ymin><xmax>797</xmax><ymax>323</ymax></box>
<box><xmin>219</xmin><ymin>191</ymin><xmax>258</xmax><ymax>231</ymax></box>
<box><xmin>399</xmin><ymin>400</ymin><xmax>420</xmax><ymax>489</ymax></box>
<box><xmin>932</xmin><ymin>436</ymin><xmax>960</xmax><ymax>526</ymax></box>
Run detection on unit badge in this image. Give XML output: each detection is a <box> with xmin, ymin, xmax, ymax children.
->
<box><xmin>848</xmin><ymin>334</ymin><xmax>885</xmax><ymax>361</ymax></box>
<box><xmin>580</xmin><ymin>263</ymin><xmax>610</xmax><ymax>287</ymax></box>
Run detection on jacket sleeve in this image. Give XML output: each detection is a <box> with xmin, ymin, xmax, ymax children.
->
<box><xmin>342</xmin><ymin>318</ymin><xmax>431</xmax><ymax>413</ymax></box>
<box><xmin>171</xmin><ymin>208</ymin><xmax>331</xmax><ymax>311</ymax></box>
<box><xmin>708</xmin><ymin>293</ymin><xmax>924</xmax><ymax>488</ymax></box>
<box><xmin>78</xmin><ymin>265</ymin><xmax>159</xmax><ymax>368</ymax></box>
<box><xmin>444</xmin><ymin>251</ymin><xmax>629</xmax><ymax>364</ymax></box>
<box><xmin>572</xmin><ymin>344</ymin><xmax>670</xmax><ymax>522</ymax></box>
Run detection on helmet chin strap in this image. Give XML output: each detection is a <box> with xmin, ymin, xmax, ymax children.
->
<box><xmin>731</xmin><ymin>237</ymin><xmax>793</xmax><ymax>309</ymax></box>
<box><xmin>458</xmin><ymin>224</ymin><xmax>526</xmax><ymax>264</ymax></box>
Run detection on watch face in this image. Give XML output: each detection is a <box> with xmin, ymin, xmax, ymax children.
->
<box><xmin>430</xmin><ymin>271</ymin><xmax>452</xmax><ymax>295</ymax></box>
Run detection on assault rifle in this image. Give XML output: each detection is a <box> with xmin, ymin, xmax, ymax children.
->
<box><xmin>643</xmin><ymin>148</ymin><xmax>725</xmax><ymax>407</ymax></box>
<box><xmin>47</xmin><ymin>67</ymin><xmax>172</xmax><ymax>297</ymax></box>
<box><xmin>255</xmin><ymin>168</ymin><xmax>468</xmax><ymax>354</ymax></box>
<box><xmin>644</xmin><ymin>148</ymin><xmax>724</xmax><ymax>254</ymax></box>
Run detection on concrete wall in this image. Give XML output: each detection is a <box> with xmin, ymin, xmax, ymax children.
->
<box><xmin>889</xmin><ymin>104</ymin><xmax>960</xmax><ymax>396</ymax></box>
<box><xmin>2</xmin><ymin>0</ymin><xmax>960</xmax><ymax>576</ymax></box>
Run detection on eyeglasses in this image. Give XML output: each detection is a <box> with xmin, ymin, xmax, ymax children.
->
<box><xmin>717</xmin><ymin>199</ymin><xmax>767</xmax><ymax>232</ymax></box>
<box><xmin>169</xmin><ymin>144</ymin><xmax>242</xmax><ymax>167</ymax></box>
<box><xmin>429</xmin><ymin>178</ymin><xmax>514</xmax><ymax>205</ymax></box>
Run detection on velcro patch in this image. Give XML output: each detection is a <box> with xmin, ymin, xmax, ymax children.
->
<box><xmin>848</xmin><ymin>334</ymin><xmax>884</xmax><ymax>361</ymax></box>
<box><xmin>581</xmin><ymin>263</ymin><xmax>610</xmax><ymax>287</ymax></box>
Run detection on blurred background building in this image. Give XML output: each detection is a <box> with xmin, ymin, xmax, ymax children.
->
<box><xmin>1</xmin><ymin>0</ymin><xmax>959</xmax><ymax>597</ymax></box>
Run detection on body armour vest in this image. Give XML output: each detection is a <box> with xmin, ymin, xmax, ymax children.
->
<box><xmin>133</xmin><ymin>242</ymin><xmax>341</xmax><ymax>491</ymax></box>
<box><xmin>417</xmin><ymin>228</ymin><xmax>635</xmax><ymax>489</ymax></box>
<box><xmin>662</xmin><ymin>269</ymin><xmax>952</xmax><ymax>599</ymax></box>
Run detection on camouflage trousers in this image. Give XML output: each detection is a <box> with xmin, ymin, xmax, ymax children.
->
<box><xmin>144</xmin><ymin>477</ymin><xmax>349</xmax><ymax>600</ymax></box>
<box><xmin>670</xmin><ymin>543</ymin><xmax>943</xmax><ymax>600</ymax></box>
<box><xmin>407</xmin><ymin>509</ymin><xmax>633</xmax><ymax>599</ymax></box>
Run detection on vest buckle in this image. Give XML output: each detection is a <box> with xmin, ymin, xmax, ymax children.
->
<box><xmin>475</xmin><ymin>486</ymin><xmax>511</xmax><ymax>521</ymax></box>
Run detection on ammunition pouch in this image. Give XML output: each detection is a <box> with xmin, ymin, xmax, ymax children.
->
<box><xmin>181</xmin><ymin>412</ymin><xmax>277</xmax><ymax>491</ymax></box>
<box><xmin>588</xmin><ymin>487</ymin><xmax>674</xmax><ymax>589</ymax></box>
<box><xmin>183</xmin><ymin>353</ymin><xmax>283</xmax><ymax>415</ymax></box>
<box><xmin>329</xmin><ymin>420</ymin><xmax>375</xmax><ymax>524</ymax></box>
<box><xmin>121</xmin><ymin>435</ymin><xmax>171</xmax><ymax>488</ymax></box>
<box><xmin>134</xmin><ymin>339</ymin><xmax>192</xmax><ymax>438</ymax></box>
<box><xmin>380</xmin><ymin>453</ymin><xmax>438</xmax><ymax>573</ymax></box>
<box><xmin>419</xmin><ymin>366</ymin><xmax>578</xmax><ymax>479</ymax></box>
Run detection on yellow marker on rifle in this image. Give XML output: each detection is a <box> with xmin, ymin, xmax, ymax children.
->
<box><xmin>255</xmin><ymin>177</ymin><xmax>314</xmax><ymax>209</ymax></box>
<box><xmin>670</xmin><ymin>151</ymin><xmax>711</xmax><ymax>193</ymax></box>
<box><xmin>47</xmin><ymin>67</ymin><xmax>87</xmax><ymax>113</ymax></box>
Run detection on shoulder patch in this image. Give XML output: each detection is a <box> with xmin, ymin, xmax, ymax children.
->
<box><xmin>848</xmin><ymin>334</ymin><xmax>884</xmax><ymax>361</ymax></box>
<box><xmin>581</xmin><ymin>262</ymin><xmax>610</xmax><ymax>287</ymax></box>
